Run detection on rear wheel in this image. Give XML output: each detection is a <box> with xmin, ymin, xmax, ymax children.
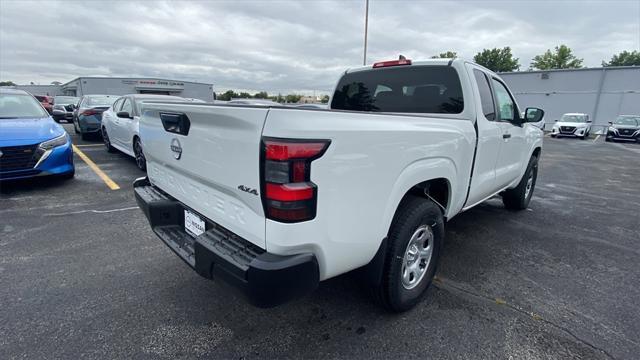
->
<box><xmin>102</xmin><ymin>127</ymin><xmax>116</xmax><ymax>153</ymax></box>
<box><xmin>371</xmin><ymin>195</ymin><xmax>444</xmax><ymax>312</ymax></box>
<box><xmin>133</xmin><ymin>137</ymin><xmax>146</xmax><ymax>171</ymax></box>
<box><xmin>502</xmin><ymin>155</ymin><xmax>538</xmax><ymax>210</ymax></box>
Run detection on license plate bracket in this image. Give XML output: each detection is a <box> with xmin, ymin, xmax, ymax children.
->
<box><xmin>184</xmin><ymin>209</ymin><xmax>205</xmax><ymax>237</ymax></box>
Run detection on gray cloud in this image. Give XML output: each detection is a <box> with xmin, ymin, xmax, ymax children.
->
<box><xmin>1</xmin><ymin>0</ymin><xmax>639</xmax><ymax>95</ymax></box>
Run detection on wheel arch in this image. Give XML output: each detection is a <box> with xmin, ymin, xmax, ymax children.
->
<box><xmin>379</xmin><ymin>157</ymin><xmax>458</xmax><ymax>241</ymax></box>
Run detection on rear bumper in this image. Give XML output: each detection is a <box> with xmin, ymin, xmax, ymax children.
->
<box><xmin>78</xmin><ymin>116</ymin><xmax>102</xmax><ymax>133</ymax></box>
<box><xmin>133</xmin><ymin>177</ymin><xmax>319</xmax><ymax>308</ymax></box>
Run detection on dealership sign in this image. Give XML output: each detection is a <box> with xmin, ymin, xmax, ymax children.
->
<box><xmin>125</xmin><ymin>79</ymin><xmax>185</xmax><ymax>90</ymax></box>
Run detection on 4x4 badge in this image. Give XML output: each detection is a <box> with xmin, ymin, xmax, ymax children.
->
<box><xmin>238</xmin><ymin>185</ymin><xmax>258</xmax><ymax>196</ymax></box>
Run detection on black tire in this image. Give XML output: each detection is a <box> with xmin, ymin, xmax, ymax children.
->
<box><xmin>605</xmin><ymin>137</ymin><xmax>612</xmax><ymax>142</ymax></box>
<box><xmin>102</xmin><ymin>127</ymin><xmax>116</xmax><ymax>153</ymax></box>
<box><xmin>371</xmin><ymin>195</ymin><xmax>444</xmax><ymax>312</ymax></box>
<box><xmin>502</xmin><ymin>155</ymin><xmax>538</xmax><ymax>210</ymax></box>
<box><xmin>81</xmin><ymin>132</ymin><xmax>90</xmax><ymax>141</ymax></box>
<box><xmin>550</xmin><ymin>134</ymin><xmax>556</xmax><ymax>138</ymax></box>
<box><xmin>133</xmin><ymin>137</ymin><xmax>146</xmax><ymax>171</ymax></box>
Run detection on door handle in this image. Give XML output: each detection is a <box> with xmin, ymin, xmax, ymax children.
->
<box><xmin>503</xmin><ymin>133</ymin><xmax>511</xmax><ymax>139</ymax></box>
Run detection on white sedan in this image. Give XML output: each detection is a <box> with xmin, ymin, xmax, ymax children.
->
<box><xmin>550</xmin><ymin>113</ymin><xmax>592</xmax><ymax>139</ymax></box>
<box><xmin>101</xmin><ymin>94</ymin><xmax>184</xmax><ymax>170</ymax></box>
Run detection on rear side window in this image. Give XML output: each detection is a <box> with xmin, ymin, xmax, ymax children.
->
<box><xmin>473</xmin><ymin>70</ymin><xmax>496</xmax><ymax>121</ymax></box>
<box><xmin>331</xmin><ymin>66</ymin><xmax>464</xmax><ymax>114</ymax></box>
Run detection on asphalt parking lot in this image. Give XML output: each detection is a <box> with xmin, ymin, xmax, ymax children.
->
<box><xmin>2</xmin><ymin>125</ymin><xmax>639</xmax><ymax>359</ymax></box>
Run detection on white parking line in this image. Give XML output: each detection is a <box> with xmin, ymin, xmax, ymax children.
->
<box><xmin>592</xmin><ymin>135</ymin><xmax>600</xmax><ymax>142</ymax></box>
<box><xmin>44</xmin><ymin>206</ymin><xmax>138</xmax><ymax>217</ymax></box>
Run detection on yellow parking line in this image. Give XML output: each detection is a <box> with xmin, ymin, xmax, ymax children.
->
<box><xmin>75</xmin><ymin>144</ymin><xmax>104</xmax><ymax>148</ymax></box>
<box><xmin>72</xmin><ymin>145</ymin><xmax>120</xmax><ymax>190</ymax></box>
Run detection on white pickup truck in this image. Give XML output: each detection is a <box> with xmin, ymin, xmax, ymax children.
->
<box><xmin>134</xmin><ymin>58</ymin><xmax>544</xmax><ymax>312</ymax></box>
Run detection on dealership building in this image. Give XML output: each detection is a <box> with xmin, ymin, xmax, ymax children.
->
<box><xmin>14</xmin><ymin>77</ymin><xmax>215</xmax><ymax>101</ymax></box>
<box><xmin>500</xmin><ymin>66</ymin><xmax>640</xmax><ymax>130</ymax></box>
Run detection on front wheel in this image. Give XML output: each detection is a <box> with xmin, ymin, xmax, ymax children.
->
<box><xmin>502</xmin><ymin>155</ymin><xmax>538</xmax><ymax>210</ymax></box>
<box><xmin>133</xmin><ymin>137</ymin><xmax>146</xmax><ymax>171</ymax></box>
<box><xmin>371</xmin><ymin>195</ymin><xmax>444</xmax><ymax>312</ymax></box>
<box><xmin>102</xmin><ymin>127</ymin><xmax>116</xmax><ymax>153</ymax></box>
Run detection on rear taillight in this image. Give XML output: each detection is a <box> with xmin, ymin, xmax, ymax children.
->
<box><xmin>82</xmin><ymin>109</ymin><xmax>99</xmax><ymax>116</ymax></box>
<box><xmin>261</xmin><ymin>138</ymin><xmax>330</xmax><ymax>223</ymax></box>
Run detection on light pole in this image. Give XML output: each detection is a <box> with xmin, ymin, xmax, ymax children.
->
<box><xmin>363</xmin><ymin>0</ymin><xmax>369</xmax><ymax>65</ymax></box>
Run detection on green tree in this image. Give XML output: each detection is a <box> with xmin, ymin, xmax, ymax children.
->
<box><xmin>530</xmin><ymin>45</ymin><xmax>583</xmax><ymax>70</ymax></box>
<box><xmin>253</xmin><ymin>91</ymin><xmax>269</xmax><ymax>99</ymax></box>
<box><xmin>320</xmin><ymin>95</ymin><xmax>330</xmax><ymax>104</ymax></box>
<box><xmin>431</xmin><ymin>51</ymin><xmax>457</xmax><ymax>59</ymax></box>
<box><xmin>602</xmin><ymin>50</ymin><xmax>640</xmax><ymax>67</ymax></box>
<box><xmin>284</xmin><ymin>94</ymin><xmax>302</xmax><ymax>103</ymax></box>
<box><xmin>473</xmin><ymin>47</ymin><xmax>520</xmax><ymax>72</ymax></box>
<box><xmin>217</xmin><ymin>90</ymin><xmax>238</xmax><ymax>101</ymax></box>
<box><xmin>0</xmin><ymin>81</ymin><xmax>17</xmax><ymax>86</ymax></box>
<box><xmin>238</xmin><ymin>92</ymin><xmax>252</xmax><ymax>98</ymax></box>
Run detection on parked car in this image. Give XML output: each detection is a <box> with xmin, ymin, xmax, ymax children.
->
<box><xmin>72</xmin><ymin>95</ymin><xmax>118</xmax><ymax>140</ymax></box>
<box><xmin>0</xmin><ymin>89</ymin><xmax>74</xmax><ymax>181</ymax></box>
<box><xmin>133</xmin><ymin>58</ymin><xmax>544</xmax><ymax>311</ymax></box>
<box><xmin>606</xmin><ymin>115</ymin><xmax>640</xmax><ymax>142</ymax></box>
<box><xmin>51</xmin><ymin>96</ymin><xmax>79</xmax><ymax>123</ymax></box>
<box><xmin>101</xmin><ymin>94</ymin><xmax>184</xmax><ymax>171</ymax></box>
<box><xmin>550</xmin><ymin>113</ymin><xmax>591</xmax><ymax>139</ymax></box>
<box><xmin>34</xmin><ymin>95</ymin><xmax>54</xmax><ymax>114</ymax></box>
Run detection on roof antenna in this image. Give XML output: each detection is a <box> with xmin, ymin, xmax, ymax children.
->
<box><xmin>399</xmin><ymin>55</ymin><xmax>406</xmax><ymax>60</ymax></box>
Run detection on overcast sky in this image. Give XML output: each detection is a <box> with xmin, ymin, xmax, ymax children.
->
<box><xmin>1</xmin><ymin>0</ymin><xmax>639</xmax><ymax>94</ymax></box>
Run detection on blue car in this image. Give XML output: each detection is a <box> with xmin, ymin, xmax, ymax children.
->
<box><xmin>0</xmin><ymin>89</ymin><xmax>74</xmax><ymax>181</ymax></box>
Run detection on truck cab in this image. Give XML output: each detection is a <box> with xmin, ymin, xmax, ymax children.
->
<box><xmin>133</xmin><ymin>58</ymin><xmax>544</xmax><ymax>311</ymax></box>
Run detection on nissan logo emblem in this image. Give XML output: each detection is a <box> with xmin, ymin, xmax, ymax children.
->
<box><xmin>170</xmin><ymin>138</ymin><xmax>182</xmax><ymax>160</ymax></box>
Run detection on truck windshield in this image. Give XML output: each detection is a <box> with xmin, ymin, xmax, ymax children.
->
<box><xmin>331</xmin><ymin>66</ymin><xmax>464</xmax><ymax>114</ymax></box>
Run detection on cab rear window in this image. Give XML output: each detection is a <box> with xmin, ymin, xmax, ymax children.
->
<box><xmin>331</xmin><ymin>66</ymin><xmax>464</xmax><ymax>114</ymax></box>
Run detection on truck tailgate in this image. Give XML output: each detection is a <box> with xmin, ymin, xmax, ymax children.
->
<box><xmin>139</xmin><ymin>103</ymin><xmax>268</xmax><ymax>249</ymax></box>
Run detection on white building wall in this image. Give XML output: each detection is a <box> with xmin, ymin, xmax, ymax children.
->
<box><xmin>500</xmin><ymin>67</ymin><xmax>640</xmax><ymax>129</ymax></box>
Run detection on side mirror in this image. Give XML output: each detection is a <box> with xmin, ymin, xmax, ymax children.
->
<box><xmin>117</xmin><ymin>111</ymin><xmax>132</xmax><ymax>119</ymax></box>
<box><xmin>608</xmin><ymin>121</ymin><xmax>613</xmax><ymax>125</ymax></box>
<box><xmin>524</xmin><ymin>107</ymin><xmax>544</xmax><ymax>123</ymax></box>
<box><xmin>554</xmin><ymin>119</ymin><xmax>558</xmax><ymax>122</ymax></box>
